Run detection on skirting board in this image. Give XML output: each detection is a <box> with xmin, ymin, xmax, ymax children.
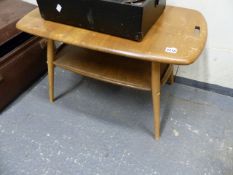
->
<box><xmin>175</xmin><ymin>76</ymin><xmax>233</xmax><ymax>97</ymax></box>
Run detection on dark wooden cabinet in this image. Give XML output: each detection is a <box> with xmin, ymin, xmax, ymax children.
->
<box><xmin>0</xmin><ymin>0</ymin><xmax>47</xmax><ymax>111</ymax></box>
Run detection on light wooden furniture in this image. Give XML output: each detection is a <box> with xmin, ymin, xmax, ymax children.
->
<box><xmin>17</xmin><ymin>6</ymin><xmax>207</xmax><ymax>139</ymax></box>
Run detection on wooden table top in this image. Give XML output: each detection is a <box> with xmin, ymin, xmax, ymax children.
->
<box><xmin>17</xmin><ymin>6</ymin><xmax>207</xmax><ymax>65</ymax></box>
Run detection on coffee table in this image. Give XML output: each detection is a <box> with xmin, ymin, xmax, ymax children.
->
<box><xmin>17</xmin><ymin>6</ymin><xmax>207</xmax><ymax>139</ymax></box>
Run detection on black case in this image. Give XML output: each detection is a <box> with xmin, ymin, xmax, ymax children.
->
<box><xmin>37</xmin><ymin>0</ymin><xmax>166</xmax><ymax>41</ymax></box>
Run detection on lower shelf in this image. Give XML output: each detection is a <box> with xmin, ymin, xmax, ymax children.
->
<box><xmin>54</xmin><ymin>45</ymin><xmax>169</xmax><ymax>91</ymax></box>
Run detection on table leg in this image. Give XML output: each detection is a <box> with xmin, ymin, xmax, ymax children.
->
<box><xmin>168</xmin><ymin>64</ymin><xmax>174</xmax><ymax>85</ymax></box>
<box><xmin>47</xmin><ymin>39</ymin><xmax>55</xmax><ymax>103</ymax></box>
<box><xmin>151</xmin><ymin>62</ymin><xmax>161</xmax><ymax>140</ymax></box>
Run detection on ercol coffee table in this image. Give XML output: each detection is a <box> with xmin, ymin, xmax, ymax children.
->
<box><xmin>17</xmin><ymin>6</ymin><xmax>207</xmax><ymax>140</ymax></box>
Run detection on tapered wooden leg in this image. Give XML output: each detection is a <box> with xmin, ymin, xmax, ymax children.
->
<box><xmin>151</xmin><ymin>62</ymin><xmax>161</xmax><ymax>140</ymax></box>
<box><xmin>47</xmin><ymin>39</ymin><xmax>55</xmax><ymax>103</ymax></box>
<box><xmin>168</xmin><ymin>64</ymin><xmax>174</xmax><ymax>85</ymax></box>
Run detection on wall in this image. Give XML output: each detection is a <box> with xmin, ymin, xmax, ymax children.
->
<box><xmin>167</xmin><ymin>0</ymin><xmax>233</xmax><ymax>89</ymax></box>
<box><xmin>22</xmin><ymin>0</ymin><xmax>233</xmax><ymax>89</ymax></box>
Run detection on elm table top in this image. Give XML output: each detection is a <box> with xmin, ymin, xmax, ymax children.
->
<box><xmin>16</xmin><ymin>6</ymin><xmax>207</xmax><ymax>65</ymax></box>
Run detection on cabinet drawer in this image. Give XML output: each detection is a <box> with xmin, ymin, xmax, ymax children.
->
<box><xmin>0</xmin><ymin>37</ymin><xmax>47</xmax><ymax>111</ymax></box>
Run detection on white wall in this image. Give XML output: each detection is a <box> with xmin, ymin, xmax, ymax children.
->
<box><xmin>167</xmin><ymin>0</ymin><xmax>233</xmax><ymax>89</ymax></box>
<box><xmin>23</xmin><ymin>0</ymin><xmax>233</xmax><ymax>89</ymax></box>
<box><xmin>22</xmin><ymin>0</ymin><xmax>37</xmax><ymax>5</ymax></box>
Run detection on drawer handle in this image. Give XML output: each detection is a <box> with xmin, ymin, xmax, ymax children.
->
<box><xmin>0</xmin><ymin>74</ymin><xmax>3</xmax><ymax>84</ymax></box>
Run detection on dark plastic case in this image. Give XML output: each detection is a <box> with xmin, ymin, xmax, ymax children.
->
<box><xmin>37</xmin><ymin>0</ymin><xmax>166</xmax><ymax>41</ymax></box>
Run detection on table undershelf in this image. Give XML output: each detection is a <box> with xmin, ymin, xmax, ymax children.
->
<box><xmin>54</xmin><ymin>45</ymin><xmax>153</xmax><ymax>91</ymax></box>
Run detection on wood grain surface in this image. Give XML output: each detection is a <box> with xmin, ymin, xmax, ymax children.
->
<box><xmin>54</xmin><ymin>45</ymin><xmax>169</xmax><ymax>91</ymax></box>
<box><xmin>17</xmin><ymin>6</ymin><xmax>207</xmax><ymax>65</ymax></box>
